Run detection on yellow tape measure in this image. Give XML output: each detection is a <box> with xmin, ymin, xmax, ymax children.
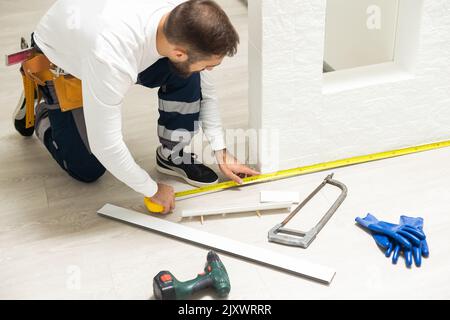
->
<box><xmin>145</xmin><ymin>140</ymin><xmax>450</xmax><ymax>213</ymax></box>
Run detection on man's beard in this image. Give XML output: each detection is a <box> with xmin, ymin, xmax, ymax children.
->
<box><xmin>168</xmin><ymin>59</ymin><xmax>193</xmax><ymax>79</ymax></box>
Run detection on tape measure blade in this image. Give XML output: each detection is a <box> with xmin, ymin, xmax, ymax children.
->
<box><xmin>174</xmin><ymin>140</ymin><xmax>450</xmax><ymax>200</ymax></box>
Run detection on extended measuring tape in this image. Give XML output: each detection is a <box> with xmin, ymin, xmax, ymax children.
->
<box><xmin>144</xmin><ymin>140</ymin><xmax>450</xmax><ymax>213</ymax></box>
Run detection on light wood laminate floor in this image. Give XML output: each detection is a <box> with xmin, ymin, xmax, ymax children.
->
<box><xmin>1</xmin><ymin>0</ymin><xmax>449</xmax><ymax>299</ymax></box>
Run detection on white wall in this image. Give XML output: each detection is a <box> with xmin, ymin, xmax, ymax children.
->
<box><xmin>249</xmin><ymin>0</ymin><xmax>450</xmax><ymax>173</ymax></box>
<box><xmin>324</xmin><ymin>0</ymin><xmax>399</xmax><ymax>70</ymax></box>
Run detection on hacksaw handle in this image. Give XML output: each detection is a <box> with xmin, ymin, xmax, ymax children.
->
<box><xmin>144</xmin><ymin>197</ymin><xmax>165</xmax><ymax>214</ymax></box>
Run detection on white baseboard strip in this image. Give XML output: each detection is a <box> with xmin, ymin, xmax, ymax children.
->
<box><xmin>181</xmin><ymin>202</ymin><xmax>292</xmax><ymax>218</ymax></box>
<box><xmin>98</xmin><ymin>204</ymin><xmax>336</xmax><ymax>284</ymax></box>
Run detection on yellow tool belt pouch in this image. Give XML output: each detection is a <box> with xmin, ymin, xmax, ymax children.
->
<box><xmin>53</xmin><ymin>74</ymin><xmax>83</xmax><ymax>112</ymax></box>
<box><xmin>21</xmin><ymin>53</ymin><xmax>83</xmax><ymax>127</ymax></box>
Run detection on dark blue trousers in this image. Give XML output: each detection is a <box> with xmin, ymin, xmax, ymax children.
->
<box><xmin>38</xmin><ymin>58</ymin><xmax>202</xmax><ymax>183</ymax></box>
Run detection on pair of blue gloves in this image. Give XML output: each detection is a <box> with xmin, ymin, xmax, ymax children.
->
<box><xmin>355</xmin><ymin>214</ymin><xmax>429</xmax><ymax>268</ymax></box>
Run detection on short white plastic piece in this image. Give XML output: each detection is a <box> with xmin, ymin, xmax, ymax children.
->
<box><xmin>260</xmin><ymin>191</ymin><xmax>300</xmax><ymax>204</ymax></box>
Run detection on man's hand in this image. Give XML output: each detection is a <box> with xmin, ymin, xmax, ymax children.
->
<box><xmin>215</xmin><ymin>149</ymin><xmax>260</xmax><ymax>185</ymax></box>
<box><xmin>150</xmin><ymin>183</ymin><xmax>175</xmax><ymax>214</ymax></box>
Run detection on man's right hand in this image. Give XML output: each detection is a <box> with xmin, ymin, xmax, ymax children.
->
<box><xmin>150</xmin><ymin>183</ymin><xmax>175</xmax><ymax>214</ymax></box>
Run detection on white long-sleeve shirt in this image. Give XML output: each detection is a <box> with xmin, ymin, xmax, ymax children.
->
<box><xmin>34</xmin><ymin>0</ymin><xmax>226</xmax><ymax>197</ymax></box>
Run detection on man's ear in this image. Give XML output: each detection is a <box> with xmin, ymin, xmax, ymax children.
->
<box><xmin>170</xmin><ymin>48</ymin><xmax>188</xmax><ymax>62</ymax></box>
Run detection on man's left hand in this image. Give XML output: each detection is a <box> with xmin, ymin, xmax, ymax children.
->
<box><xmin>215</xmin><ymin>149</ymin><xmax>260</xmax><ymax>185</ymax></box>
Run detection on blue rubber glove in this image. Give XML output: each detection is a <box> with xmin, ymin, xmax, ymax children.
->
<box><xmin>396</xmin><ymin>216</ymin><xmax>429</xmax><ymax>267</ymax></box>
<box><xmin>355</xmin><ymin>214</ymin><xmax>394</xmax><ymax>254</ymax></box>
<box><xmin>356</xmin><ymin>214</ymin><xmax>425</xmax><ymax>249</ymax></box>
<box><xmin>384</xmin><ymin>216</ymin><xmax>429</xmax><ymax>267</ymax></box>
<box><xmin>355</xmin><ymin>214</ymin><xmax>427</xmax><ymax>267</ymax></box>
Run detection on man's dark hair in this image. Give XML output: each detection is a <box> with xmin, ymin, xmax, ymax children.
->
<box><xmin>164</xmin><ymin>0</ymin><xmax>240</xmax><ymax>60</ymax></box>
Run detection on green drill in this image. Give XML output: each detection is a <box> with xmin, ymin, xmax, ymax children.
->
<box><xmin>153</xmin><ymin>251</ymin><xmax>231</xmax><ymax>300</ymax></box>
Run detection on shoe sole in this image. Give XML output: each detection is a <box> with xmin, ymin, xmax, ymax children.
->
<box><xmin>156</xmin><ymin>158</ymin><xmax>219</xmax><ymax>188</ymax></box>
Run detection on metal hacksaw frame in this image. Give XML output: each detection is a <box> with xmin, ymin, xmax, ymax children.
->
<box><xmin>98</xmin><ymin>204</ymin><xmax>336</xmax><ymax>284</ymax></box>
<box><xmin>268</xmin><ymin>174</ymin><xmax>347</xmax><ymax>249</ymax></box>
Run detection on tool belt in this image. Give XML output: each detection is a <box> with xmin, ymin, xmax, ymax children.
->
<box><xmin>20</xmin><ymin>52</ymin><xmax>83</xmax><ymax>129</ymax></box>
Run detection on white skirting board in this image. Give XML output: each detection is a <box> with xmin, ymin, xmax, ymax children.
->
<box><xmin>97</xmin><ymin>204</ymin><xmax>336</xmax><ymax>284</ymax></box>
<box><xmin>181</xmin><ymin>202</ymin><xmax>292</xmax><ymax>218</ymax></box>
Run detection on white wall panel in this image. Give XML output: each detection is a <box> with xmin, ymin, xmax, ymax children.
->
<box><xmin>249</xmin><ymin>0</ymin><xmax>450</xmax><ymax>173</ymax></box>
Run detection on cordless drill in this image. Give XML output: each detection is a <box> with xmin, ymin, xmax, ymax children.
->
<box><xmin>153</xmin><ymin>251</ymin><xmax>231</xmax><ymax>300</ymax></box>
